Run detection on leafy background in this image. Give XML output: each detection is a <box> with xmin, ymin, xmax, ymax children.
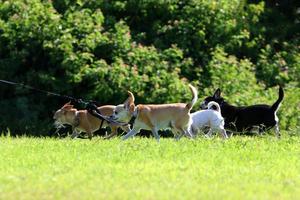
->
<box><xmin>0</xmin><ymin>0</ymin><xmax>299</xmax><ymax>136</ymax></box>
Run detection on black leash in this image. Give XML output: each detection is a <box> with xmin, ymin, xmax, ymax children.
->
<box><xmin>85</xmin><ymin>102</ymin><xmax>127</xmax><ymax>127</ymax></box>
<box><xmin>0</xmin><ymin>79</ymin><xmax>84</xmax><ymax>104</ymax></box>
<box><xmin>0</xmin><ymin>79</ymin><xmax>125</xmax><ymax>127</ymax></box>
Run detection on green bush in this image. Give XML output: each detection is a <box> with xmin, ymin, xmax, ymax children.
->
<box><xmin>256</xmin><ymin>43</ymin><xmax>300</xmax><ymax>87</ymax></box>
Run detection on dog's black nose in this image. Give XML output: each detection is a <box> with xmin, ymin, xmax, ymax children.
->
<box><xmin>53</xmin><ymin>112</ymin><xmax>57</xmax><ymax>119</ymax></box>
<box><xmin>109</xmin><ymin>115</ymin><xmax>115</xmax><ymax>121</ymax></box>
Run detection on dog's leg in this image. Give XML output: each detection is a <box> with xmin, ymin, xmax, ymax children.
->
<box><xmin>104</xmin><ymin>126</ymin><xmax>118</xmax><ymax>139</ymax></box>
<box><xmin>275</xmin><ymin>123</ymin><xmax>281</xmax><ymax>138</ymax></box>
<box><xmin>104</xmin><ymin>128</ymin><xmax>108</xmax><ymax>138</ymax></box>
<box><xmin>105</xmin><ymin>124</ymin><xmax>132</xmax><ymax>139</ymax></box>
<box><xmin>104</xmin><ymin>132</ymin><xmax>116</xmax><ymax>139</ymax></box>
<box><xmin>174</xmin><ymin>133</ymin><xmax>184</xmax><ymax>140</ymax></box>
<box><xmin>172</xmin><ymin>129</ymin><xmax>182</xmax><ymax>140</ymax></box>
<box><xmin>191</xmin><ymin>126</ymin><xmax>201</xmax><ymax>137</ymax></box>
<box><xmin>185</xmin><ymin>129</ymin><xmax>194</xmax><ymax>138</ymax></box>
<box><xmin>170</xmin><ymin>123</ymin><xmax>181</xmax><ymax>140</ymax></box>
<box><xmin>71</xmin><ymin>129</ymin><xmax>80</xmax><ymax>139</ymax></box>
<box><xmin>120</xmin><ymin>124</ymin><xmax>131</xmax><ymax>133</ymax></box>
<box><xmin>53</xmin><ymin>128</ymin><xmax>62</xmax><ymax>138</ymax></box>
<box><xmin>183</xmin><ymin>129</ymin><xmax>194</xmax><ymax>139</ymax></box>
<box><xmin>253</xmin><ymin>126</ymin><xmax>262</xmax><ymax>136</ymax></box>
<box><xmin>226</xmin><ymin>130</ymin><xmax>233</xmax><ymax>137</ymax></box>
<box><xmin>258</xmin><ymin>125</ymin><xmax>266</xmax><ymax>136</ymax></box>
<box><xmin>205</xmin><ymin>129</ymin><xmax>213</xmax><ymax>138</ymax></box>
<box><xmin>122</xmin><ymin>127</ymin><xmax>140</xmax><ymax>140</ymax></box>
<box><xmin>84</xmin><ymin>124</ymin><xmax>93</xmax><ymax>140</ymax></box>
<box><xmin>221</xmin><ymin>129</ymin><xmax>228</xmax><ymax>139</ymax></box>
<box><xmin>151</xmin><ymin>128</ymin><xmax>160</xmax><ymax>142</ymax></box>
<box><xmin>175</xmin><ymin>127</ymin><xmax>193</xmax><ymax>139</ymax></box>
<box><xmin>87</xmin><ymin>131</ymin><xmax>93</xmax><ymax>140</ymax></box>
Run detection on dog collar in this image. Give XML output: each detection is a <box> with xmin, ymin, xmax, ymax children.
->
<box><xmin>128</xmin><ymin>106</ymin><xmax>138</xmax><ymax>126</ymax></box>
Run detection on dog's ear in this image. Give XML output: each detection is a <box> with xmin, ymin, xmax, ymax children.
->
<box><xmin>123</xmin><ymin>91</ymin><xmax>135</xmax><ymax>111</ymax></box>
<box><xmin>129</xmin><ymin>104</ymin><xmax>135</xmax><ymax>113</ymax></box>
<box><xmin>64</xmin><ymin>101</ymin><xmax>71</xmax><ymax>106</ymax></box>
<box><xmin>62</xmin><ymin>101</ymin><xmax>73</xmax><ymax>110</ymax></box>
<box><xmin>213</xmin><ymin>88</ymin><xmax>221</xmax><ymax>99</ymax></box>
<box><xmin>127</xmin><ymin>91</ymin><xmax>135</xmax><ymax>104</ymax></box>
<box><xmin>63</xmin><ymin>105</ymin><xmax>73</xmax><ymax>110</ymax></box>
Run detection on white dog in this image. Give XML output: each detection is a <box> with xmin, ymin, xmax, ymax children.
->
<box><xmin>189</xmin><ymin>101</ymin><xmax>228</xmax><ymax>139</ymax></box>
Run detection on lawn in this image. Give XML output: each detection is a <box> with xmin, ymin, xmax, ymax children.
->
<box><xmin>1</xmin><ymin>134</ymin><xmax>300</xmax><ymax>200</ymax></box>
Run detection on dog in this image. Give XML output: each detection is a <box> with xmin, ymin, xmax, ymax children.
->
<box><xmin>53</xmin><ymin>102</ymin><xmax>131</xmax><ymax>139</ymax></box>
<box><xmin>110</xmin><ymin>84</ymin><xmax>198</xmax><ymax>141</ymax></box>
<box><xmin>189</xmin><ymin>101</ymin><xmax>228</xmax><ymax>139</ymax></box>
<box><xmin>200</xmin><ymin>86</ymin><xmax>284</xmax><ymax>137</ymax></box>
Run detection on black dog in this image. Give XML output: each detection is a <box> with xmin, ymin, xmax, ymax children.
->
<box><xmin>200</xmin><ymin>87</ymin><xmax>284</xmax><ymax>137</ymax></box>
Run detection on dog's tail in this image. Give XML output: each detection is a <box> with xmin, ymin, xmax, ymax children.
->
<box><xmin>271</xmin><ymin>86</ymin><xmax>284</xmax><ymax>112</ymax></box>
<box><xmin>186</xmin><ymin>84</ymin><xmax>198</xmax><ymax>110</ymax></box>
<box><xmin>208</xmin><ymin>101</ymin><xmax>221</xmax><ymax>113</ymax></box>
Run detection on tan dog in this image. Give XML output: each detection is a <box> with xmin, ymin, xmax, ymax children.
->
<box><xmin>110</xmin><ymin>84</ymin><xmax>198</xmax><ymax>141</ymax></box>
<box><xmin>53</xmin><ymin>102</ymin><xmax>131</xmax><ymax>139</ymax></box>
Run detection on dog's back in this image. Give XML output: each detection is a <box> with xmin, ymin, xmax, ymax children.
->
<box><xmin>229</xmin><ymin>87</ymin><xmax>283</xmax><ymax>133</ymax></box>
<box><xmin>234</xmin><ymin>105</ymin><xmax>277</xmax><ymax>131</ymax></box>
<box><xmin>202</xmin><ymin>86</ymin><xmax>284</xmax><ymax>136</ymax></box>
<box><xmin>54</xmin><ymin>103</ymin><xmax>129</xmax><ymax>139</ymax></box>
<box><xmin>78</xmin><ymin>105</ymin><xmax>115</xmax><ymax>132</ymax></box>
<box><xmin>190</xmin><ymin>108</ymin><xmax>224</xmax><ymax>135</ymax></box>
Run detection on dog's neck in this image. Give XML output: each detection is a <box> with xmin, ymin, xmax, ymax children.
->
<box><xmin>65</xmin><ymin>109</ymin><xmax>79</xmax><ymax>126</ymax></box>
<box><xmin>132</xmin><ymin>106</ymin><xmax>139</xmax><ymax>117</ymax></box>
<box><xmin>128</xmin><ymin>105</ymin><xmax>139</xmax><ymax>125</ymax></box>
<box><xmin>73</xmin><ymin>111</ymin><xmax>80</xmax><ymax>127</ymax></box>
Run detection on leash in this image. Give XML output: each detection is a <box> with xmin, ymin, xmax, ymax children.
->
<box><xmin>85</xmin><ymin>102</ymin><xmax>127</xmax><ymax>126</ymax></box>
<box><xmin>0</xmin><ymin>79</ymin><xmax>125</xmax><ymax>126</ymax></box>
<box><xmin>0</xmin><ymin>79</ymin><xmax>84</xmax><ymax>104</ymax></box>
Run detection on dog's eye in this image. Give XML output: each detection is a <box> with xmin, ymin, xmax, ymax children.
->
<box><xmin>115</xmin><ymin>111</ymin><xmax>118</xmax><ymax>115</ymax></box>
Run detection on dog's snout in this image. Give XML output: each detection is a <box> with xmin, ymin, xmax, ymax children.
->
<box><xmin>53</xmin><ymin>110</ymin><xmax>60</xmax><ymax>120</ymax></box>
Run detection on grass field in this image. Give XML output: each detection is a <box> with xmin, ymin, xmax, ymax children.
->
<box><xmin>1</xmin><ymin>133</ymin><xmax>300</xmax><ymax>200</ymax></box>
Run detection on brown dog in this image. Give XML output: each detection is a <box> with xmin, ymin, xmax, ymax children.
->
<box><xmin>110</xmin><ymin>84</ymin><xmax>198</xmax><ymax>141</ymax></box>
<box><xmin>53</xmin><ymin>102</ymin><xmax>131</xmax><ymax>139</ymax></box>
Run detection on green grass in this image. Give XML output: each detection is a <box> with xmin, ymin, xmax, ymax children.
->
<box><xmin>1</xmin><ymin>134</ymin><xmax>300</xmax><ymax>200</ymax></box>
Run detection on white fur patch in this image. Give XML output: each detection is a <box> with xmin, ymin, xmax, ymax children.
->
<box><xmin>274</xmin><ymin>102</ymin><xmax>281</xmax><ymax>123</ymax></box>
<box><xmin>274</xmin><ymin>111</ymin><xmax>279</xmax><ymax>123</ymax></box>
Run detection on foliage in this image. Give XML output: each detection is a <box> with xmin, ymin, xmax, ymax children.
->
<box><xmin>0</xmin><ymin>0</ymin><xmax>299</xmax><ymax>135</ymax></box>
